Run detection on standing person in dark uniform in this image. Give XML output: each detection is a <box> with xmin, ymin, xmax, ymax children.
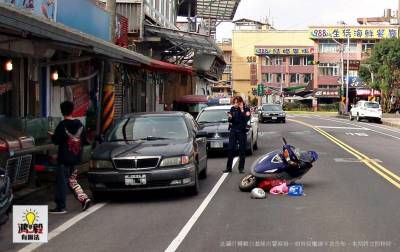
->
<box><xmin>223</xmin><ymin>96</ymin><xmax>251</xmax><ymax>173</ymax></box>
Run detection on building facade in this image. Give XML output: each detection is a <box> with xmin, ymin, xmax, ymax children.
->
<box><xmin>232</xmin><ymin>18</ymin><xmax>399</xmax><ymax>108</ymax></box>
<box><xmin>213</xmin><ymin>39</ymin><xmax>233</xmax><ymax>97</ymax></box>
<box><xmin>231</xmin><ymin>19</ymin><xmax>314</xmax><ymax>103</ymax></box>
<box><xmin>309</xmin><ymin>25</ymin><xmax>399</xmax><ymax>108</ymax></box>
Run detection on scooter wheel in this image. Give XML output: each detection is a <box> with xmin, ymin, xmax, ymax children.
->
<box><xmin>239</xmin><ymin>174</ymin><xmax>258</xmax><ymax>192</ymax></box>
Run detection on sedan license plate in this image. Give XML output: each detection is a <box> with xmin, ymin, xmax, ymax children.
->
<box><xmin>125</xmin><ymin>174</ymin><xmax>147</xmax><ymax>186</ymax></box>
<box><xmin>272</xmin><ymin>117</ymin><xmax>277</xmax><ymax>120</ymax></box>
<box><xmin>211</xmin><ymin>141</ymin><xmax>223</xmax><ymax>148</ymax></box>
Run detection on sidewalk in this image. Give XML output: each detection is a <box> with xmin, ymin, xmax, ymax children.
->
<box><xmin>13</xmin><ymin>162</ymin><xmax>90</xmax><ymax>201</ymax></box>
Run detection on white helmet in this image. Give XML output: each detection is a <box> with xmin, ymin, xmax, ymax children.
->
<box><xmin>250</xmin><ymin>188</ymin><xmax>266</xmax><ymax>199</ymax></box>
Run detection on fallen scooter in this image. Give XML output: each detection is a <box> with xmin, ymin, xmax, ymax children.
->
<box><xmin>239</xmin><ymin>138</ymin><xmax>318</xmax><ymax>192</ymax></box>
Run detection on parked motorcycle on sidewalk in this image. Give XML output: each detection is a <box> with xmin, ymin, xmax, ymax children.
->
<box><xmin>239</xmin><ymin>138</ymin><xmax>318</xmax><ymax>192</ymax></box>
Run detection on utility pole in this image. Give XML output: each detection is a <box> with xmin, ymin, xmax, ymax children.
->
<box><xmin>101</xmin><ymin>0</ymin><xmax>117</xmax><ymax>134</ymax></box>
<box><xmin>281</xmin><ymin>57</ymin><xmax>284</xmax><ymax>104</ymax></box>
<box><xmin>331</xmin><ymin>36</ymin><xmax>344</xmax><ymax>113</ymax></box>
<box><xmin>345</xmin><ymin>33</ymin><xmax>350</xmax><ymax>114</ymax></box>
<box><xmin>107</xmin><ymin>0</ymin><xmax>116</xmax><ymax>42</ymax></box>
<box><xmin>398</xmin><ymin>0</ymin><xmax>400</xmax><ymax>21</ymax></box>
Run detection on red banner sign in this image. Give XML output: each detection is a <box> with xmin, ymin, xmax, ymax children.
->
<box><xmin>115</xmin><ymin>14</ymin><xmax>128</xmax><ymax>48</ymax></box>
<box><xmin>71</xmin><ymin>83</ymin><xmax>90</xmax><ymax>117</ymax></box>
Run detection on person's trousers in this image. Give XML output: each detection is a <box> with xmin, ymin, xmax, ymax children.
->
<box><xmin>226</xmin><ymin>130</ymin><xmax>247</xmax><ymax>171</ymax></box>
<box><xmin>55</xmin><ymin>165</ymin><xmax>89</xmax><ymax>209</ymax></box>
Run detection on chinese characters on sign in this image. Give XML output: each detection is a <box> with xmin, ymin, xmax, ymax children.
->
<box><xmin>13</xmin><ymin>205</ymin><xmax>48</xmax><ymax>243</ymax></box>
<box><xmin>255</xmin><ymin>47</ymin><xmax>314</xmax><ymax>55</ymax></box>
<box><xmin>309</xmin><ymin>27</ymin><xmax>398</xmax><ymax>39</ymax></box>
<box><xmin>314</xmin><ymin>89</ymin><xmax>340</xmax><ymax>98</ymax></box>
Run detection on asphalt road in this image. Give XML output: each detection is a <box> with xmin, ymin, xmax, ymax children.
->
<box><xmin>2</xmin><ymin>114</ymin><xmax>400</xmax><ymax>252</ymax></box>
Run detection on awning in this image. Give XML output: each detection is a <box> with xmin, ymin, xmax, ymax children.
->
<box><xmin>284</xmin><ymin>85</ymin><xmax>307</xmax><ymax>93</ymax></box>
<box><xmin>148</xmin><ymin>59</ymin><xmax>192</xmax><ymax>75</ymax></box>
<box><xmin>196</xmin><ymin>0</ymin><xmax>241</xmax><ymax>21</ymax></box>
<box><xmin>0</xmin><ymin>3</ymin><xmax>151</xmax><ymax>65</ymax></box>
<box><xmin>145</xmin><ymin>24</ymin><xmax>222</xmax><ymax>55</ymax></box>
<box><xmin>196</xmin><ymin>0</ymin><xmax>241</xmax><ymax>37</ymax></box>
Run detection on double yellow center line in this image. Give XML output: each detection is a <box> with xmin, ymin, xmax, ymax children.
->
<box><xmin>289</xmin><ymin>119</ymin><xmax>400</xmax><ymax>189</ymax></box>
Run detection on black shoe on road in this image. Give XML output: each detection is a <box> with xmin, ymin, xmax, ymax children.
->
<box><xmin>82</xmin><ymin>199</ymin><xmax>92</xmax><ymax>211</ymax></box>
<box><xmin>239</xmin><ymin>170</ymin><xmax>245</xmax><ymax>174</ymax></box>
<box><xmin>222</xmin><ymin>169</ymin><xmax>232</xmax><ymax>173</ymax></box>
<box><xmin>49</xmin><ymin>208</ymin><xmax>67</xmax><ymax>214</ymax></box>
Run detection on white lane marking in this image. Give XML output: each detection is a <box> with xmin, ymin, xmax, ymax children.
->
<box><xmin>18</xmin><ymin>203</ymin><xmax>107</xmax><ymax>252</ymax></box>
<box><xmin>165</xmin><ymin>157</ymin><xmax>239</xmax><ymax>252</ymax></box>
<box><xmin>316</xmin><ymin>126</ymin><xmax>370</xmax><ymax>130</ymax></box>
<box><xmin>303</xmin><ymin>116</ymin><xmax>400</xmax><ymax>141</ymax></box>
<box><xmin>345</xmin><ymin>133</ymin><xmax>369</xmax><ymax>137</ymax></box>
<box><xmin>322</xmin><ymin>115</ymin><xmax>400</xmax><ymax>134</ymax></box>
<box><xmin>334</xmin><ymin>158</ymin><xmax>382</xmax><ymax>163</ymax></box>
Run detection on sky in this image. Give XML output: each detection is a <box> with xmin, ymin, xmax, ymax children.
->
<box><xmin>216</xmin><ymin>0</ymin><xmax>399</xmax><ymax>41</ymax></box>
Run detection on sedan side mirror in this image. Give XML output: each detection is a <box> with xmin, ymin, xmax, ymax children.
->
<box><xmin>196</xmin><ymin>131</ymin><xmax>208</xmax><ymax>138</ymax></box>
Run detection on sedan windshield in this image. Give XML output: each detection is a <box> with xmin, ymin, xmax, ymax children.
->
<box><xmin>107</xmin><ymin>116</ymin><xmax>189</xmax><ymax>141</ymax></box>
<box><xmin>262</xmin><ymin>105</ymin><xmax>282</xmax><ymax>111</ymax></box>
<box><xmin>197</xmin><ymin>110</ymin><xmax>229</xmax><ymax>123</ymax></box>
<box><xmin>364</xmin><ymin>102</ymin><xmax>380</xmax><ymax>109</ymax></box>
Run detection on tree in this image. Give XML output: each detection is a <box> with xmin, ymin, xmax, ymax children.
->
<box><xmin>366</xmin><ymin>38</ymin><xmax>400</xmax><ymax>112</ymax></box>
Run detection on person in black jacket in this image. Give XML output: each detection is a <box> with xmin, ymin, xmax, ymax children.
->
<box><xmin>223</xmin><ymin>96</ymin><xmax>251</xmax><ymax>173</ymax></box>
<box><xmin>48</xmin><ymin>101</ymin><xmax>91</xmax><ymax>214</ymax></box>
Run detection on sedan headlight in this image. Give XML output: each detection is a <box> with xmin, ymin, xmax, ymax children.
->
<box><xmin>90</xmin><ymin>160</ymin><xmax>113</xmax><ymax>169</ymax></box>
<box><xmin>280</xmin><ymin>112</ymin><xmax>286</xmax><ymax>116</ymax></box>
<box><xmin>160</xmin><ymin>156</ymin><xmax>190</xmax><ymax>167</ymax></box>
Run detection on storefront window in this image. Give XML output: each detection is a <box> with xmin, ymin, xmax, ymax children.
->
<box><xmin>262</xmin><ymin>73</ymin><xmax>272</xmax><ymax>83</ymax></box>
<box><xmin>362</xmin><ymin>40</ymin><xmax>375</xmax><ymax>52</ymax></box>
<box><xmin>304</xmin><ymin>73</ymin><xmax>313</xmax><ymax>83</ymax></box>
<box><xmin>344</xmin><ymin>43</ymin><xmax>358</xmax><ymax>53</ymax></box>
<box><xmin>290</xmin><ymin>56</ymin><xmax>301</xmax><ymax>66</ymax></box>
<box><xmin>302</xmin><ymin>56</ymin><xmax>313</xmax><ymax>65</ymax></box>
<box><xmin>319</xmin><ymin>63</ymin><xmax>339</xmax><ymax>76</ymax></box>
<box><xmin>277</xmin><ymin>73</ymin><xmax>285</xmax><ymax>83</ymax></box>
<box><xmin>290</xmin><ymin>74</ymin><xmax>300</xmax><ymax>83</ymax></box>
<box><xmin>263</xmin><ymin>57</ymin><xmax>272</xmax><ymax>66</ymax></box>
<box><xmin>274</xmin><ymin>56</ymin><xmax>283</xmax><ymax>65</ymax></box>
<box><xmin>319</xmin><ymin>43</ymin><xmax>339</xmax><ymax>53</ymax></box>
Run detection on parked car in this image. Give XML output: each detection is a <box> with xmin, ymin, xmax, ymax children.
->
<box><xmin>258</xmin><ymin>104</ymin><xmax>286</xmax><ymax>123</ymax></box>
<box><xmin>349</xmin><ymin>100</ymin><xmax>382</xmax><ymax>123</ymax></box>
<box><xmin>196</xmin><ymin>105</ymin><xmax>258</xmax><ymax>155</ymax></box>
<box><xmin>88</xmin><ymin>112</ymin><xmax>208</xmax><ymax>199</ymax></box>
<box><xmin>0</xmin><ymin>166</ymin><xmax>12</xmax><ymax>227</ymax></box>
